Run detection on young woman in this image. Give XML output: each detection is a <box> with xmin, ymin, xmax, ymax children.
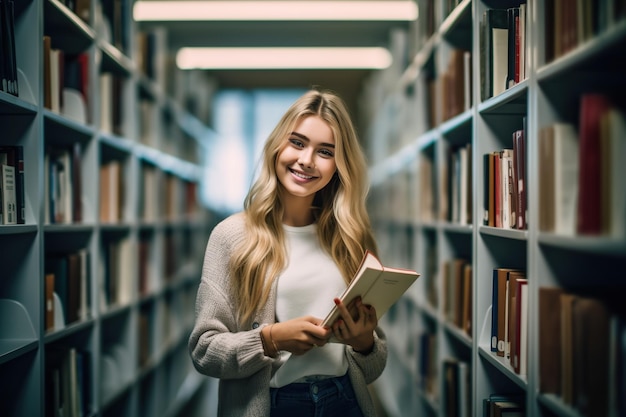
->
<box><xmin>189</xmin><ymin>89</ymin><xmax>387</xmax><ymax>417</ymax></box>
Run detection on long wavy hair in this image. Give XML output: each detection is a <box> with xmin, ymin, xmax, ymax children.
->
<box><xmin>229</xmin><ymin>89</ymin><xmax>377</xmax><ymax>326</ymax></box>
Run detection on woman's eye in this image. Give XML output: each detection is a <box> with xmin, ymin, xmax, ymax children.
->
<box><xmin>319</xmin><ymin>149</ymin><xmax>334</xmax><ymax>157</ymax></box>
<box><xmin>289</xmin><ymin>138</ymin><xmax>304</xmax><ymax>148</ymax></box>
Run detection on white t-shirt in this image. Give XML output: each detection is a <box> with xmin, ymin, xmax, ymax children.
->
<box><xmin>269</xmin><ymin>223</ymin><xmax>348</xmax><ymax>388</ymax></box>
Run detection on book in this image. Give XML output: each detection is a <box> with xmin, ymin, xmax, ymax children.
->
<box><xmin>45</xmin><ymin>273</ymin><xmax>55</xmax><ymax>331</ymax></box>
<box><xmin>320</xmin><ymin>250</ymin><xmax>420</xmax><ymax>330</ymax></box>
<box><xmin>516</xmin><ymin>278</ymin><xmax>528</xmax><ymax>375</ymax></box>
<box><xmin>512</xmin><ymin>129</ymin><xmax>526</xmax><ymax>230</ymax></box>
<box><xmin>481</xmin><ymin>9</ymin><xmax>508</xmax><ymax>100</ymax></box>
<box><xmin>538</xmin><ymin>287</ymin><xmax>563</xmax><ymax>393</ymax></box>
<box><xmin>0</xmin><ymin>163</ymin><xmax>16</xmax><ymax>224</ymax></box>
<box><xmin>0</xmin><ymin>145</ymin><xmax>25</xmax><ymax>224</ymax></box>
<box><xmin>492</xmin><ymin>268</ymin><xmax>519</xmax><ymax>356</ymax></box>
<box><xmin>577</xmin><ymin>93</ymin><xmax>611</xmax><ymax>235</ymax></box>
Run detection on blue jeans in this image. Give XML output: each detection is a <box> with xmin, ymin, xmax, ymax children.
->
<box><xmin>270</xmin><ymin>373</ymin><xmax>365</xmax><ymax>417</ymax></box>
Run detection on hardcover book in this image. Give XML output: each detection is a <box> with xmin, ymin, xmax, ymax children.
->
<box><xmin>321</xmin><ymin>250</ymin><xmax>420</xmax><ymax>331</ymax></box>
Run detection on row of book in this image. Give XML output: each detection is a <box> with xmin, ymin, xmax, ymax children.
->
<box><xmin>100</xmin><ymin>237</ymin><xmax>133</xmax><ymax>310</ymax></box>
<box><xmin>43</xmin><ymin>36</ymin><xmax>89</xmax><ymax>124</ymax></box>
<box><xmin>45</xmin><ymin>250</ymin><xmax>91</xmax><ymax>331</ymax></box>
<box><xmin>545</xmin><ymin>0</ymin><xmax>626</xmax><ymax>63</ymax></box>
<box><xmin>418</xmin><ymin>141</ymin><xmax>473</xmax><ymax>226</ymax></box>
<box><xmin>438</xmin><ymin>48</ymin><xmax>472</xmax><ymax>123</ymax></box>
<box><xmin>0</xmin><ymin>145</ymin><xmax>25</xmax><ymax>224</ymax></box>
<box><xmin>1</xmin><ymin>0</ymin><xmax>18</xmax><ymax>97</ymax></box>
<box><xmin>538</xmin><ymin>93</ymin><xmax>625</xmax><ymax>237</ymax></box>
<box><xmin>443</xmin><ymin>142</ymin><xmax>472</xmax><ymax>225</ymax></box>
<box><xmin>442</xmin><ymin>258</ymin><xmax>472</xmax><ymax>337</ymax></box>
<box><xmin>539</xmin><ymin>287</ymin><xmax>625</xmax><ymax>417</ymax></box>
<box><xmin>491</xmin><ymin>268</ymin><xmax>528</xmax><ymax>375</ymax></box>
<box><xmin>45</xmin><ymin>144</ymin><xmax>83</xmax><ymax>225</ymax></box>
<box><xmin>483</xmin><ymin>127</ymin><xmax>527</xmax><ymax>230</ymax></box>
<box><xmin>443</xmin><ymin>358</ymin><xmax>472</xmax><ymax>417</ymax></box>
<box><xmin>46</xmin><ymin>346</ymin><xmax>91</xmax><ymax>417</ymax></box>
<box><xmin>483</xmin><ymin>393</ymin><xmax>525</xmax><ymax>417</ymax></box>
<box><xmin>480</xmin><ymin>4</ymin><xmax>528</xmax><ymax>101</ymax></box>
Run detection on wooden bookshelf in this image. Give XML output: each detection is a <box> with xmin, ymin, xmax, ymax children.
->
<box><xmin>364</xmin><ymin>1</ymin><xmax>626</xmax><ymax>416</ymax></box>
<box><xmin>0</xmin><ymin>0</ymin><xmax>216</xmax><ymax>415</ymax></box>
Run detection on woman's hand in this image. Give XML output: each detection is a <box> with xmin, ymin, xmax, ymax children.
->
<box><xmin>266</xmin><ymin>316</ymin><xmax>332</xmax><ymax>356</ymax></box>
<box><xmin>330</xmin><ymin>297</ymin><xmax>377</xmax><ymax>354</ymax></box>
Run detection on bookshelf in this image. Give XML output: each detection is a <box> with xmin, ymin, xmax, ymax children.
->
<box><xmin>0</xmin><ymin>0</ymin><xmax>216</xmax><ymax>415</ymax></box>
<box><xmin>364</xmin><ymin>1</ymin><xmax>626</xmax><ymax>416</ymax></box>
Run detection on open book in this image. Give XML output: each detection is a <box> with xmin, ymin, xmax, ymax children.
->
<box><xmin>321</xmin><ymin>250</ymin><xmax>420</xmax><ymax>329</ymax></box>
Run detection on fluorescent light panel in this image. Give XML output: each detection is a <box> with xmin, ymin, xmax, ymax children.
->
<box><xmin>176</xmin><ymin>47</ymin><xmax>392</xmax><ymax>69</ymax></box>
<box><xmin>134</xmin><ymin>1</ymin><xmax>417</xmax><ymax>21</ymax></box>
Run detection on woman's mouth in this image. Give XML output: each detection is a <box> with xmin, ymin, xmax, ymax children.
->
<box><xmin>289</xmin><ymin>168</ymin><xmax>316</xmax><ymax>180</ymax></box>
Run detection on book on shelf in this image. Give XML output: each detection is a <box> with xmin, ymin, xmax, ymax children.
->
<box><xmin>0</xmin><ymin>145</ymin><xmax>24</xmax><ymax>224</ymax></box>
<box><xmin>99</xmin><ymin>159</ymin><xmax>123</xmax><ymax>223</ymax></box>
<box><xmin>512</xmin><ymin>129</ymin><xmax>526</xmax><ymax>230</ymax></box>
<box><xmin>577</xmin><ymin>93</ymin><xmax>610</xmax><ymax>235</ymax></box>
<box><xmin>515</xmin><ymin>278</ymin><xmax>528</xmax><ymax>375</ymax></box>
<box><xmin>45</xmin><ymin>273</ymin><xmax>55</xmax><ymax>332</ymax></box>
<box><xmin>483</xmin><ymin>394</ymin><xmax>525</xmax><ymax>417</ymax></box>
<box><xmin>320</xmin><ymin>250</ymin><xmax>420</xmax><ymax>331</ymax></box>
<box><xmin>538</xmin><ymin>123</ymin><xmax>579</xmax><ymax>235</ymax></box>
<box><xmin>538</xmin><ymin>287</ymin><xmax>563</xmax><ymax>394</ymax></box>
<box><xmin>1</xmin><ymin>0</ymin><xmax>18</xmax><ymax>96</ymax></box>
<box><xmin>491</xmin><ymin>268</ymin><xmax>521</xmax><ymax>357</ymax></box>
<box><xmin>506</xmin><ymin>7</ymin><xmax>520</xmax><ymax>89</ymax></box>
<box><xmin>601</xmin><ymin>106</ymin><xmax>626</xmax><ymax>238</ymax></box>
<box><xmin>480</xmin><ymin>8</ymin><xmax>508</xmax><ymax>100</ymax></box>
<box><xmin>506</xmin><ymin>270</ymin><xmax>525</xmax><ymax>362</ymax></box>
<box><xmin>0</xmin><ymin>163</ymin><xmax>16</xmax><ymax>224</ymax></box>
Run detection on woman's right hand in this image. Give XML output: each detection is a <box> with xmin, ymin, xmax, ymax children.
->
<box><xmin>265</xmin><ymin>316</ymin><xmax>332</xmax><ymax>356</ymax></box>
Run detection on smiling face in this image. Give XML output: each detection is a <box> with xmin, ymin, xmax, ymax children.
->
<box><xmin>275</xmin><ymin>115</ymin><xmax>337</xmax><ymax>209</ymax></box>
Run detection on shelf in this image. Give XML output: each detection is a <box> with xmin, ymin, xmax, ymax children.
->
<box><xmin>537</xmin><ymin>20</ymin><xmax>626</xmax><ymax>83</ymax></box>
<box><xmin>0</xmin><ymin>300</ymin><xmax>37</xmax><ymax>364</ymax></box>
<box><xmin>44</xmin><ymin>111</ymin><xmax>95</xmax><ymax>144</ymax></box>
<box><xmin>0</xmin><ymin>225</ymin><xmax>38</xmax><ymax>236</ymax></box>
<box><xmin>98</xmin><ymin>41</ymin><xmax>135</xmax><ymax>75</ymax></box>
<box><xmin>478</xmin><ymin>82</ymin><xmax>528</xmax><ymax>115</ymax></box>
<box><xmin>44</xmin><ymin>0</ymin><xmax>95</xmax><ymax>54</ymax></box>
<box><xmin>0</xmin><ymin>92</ymin><xmax>38</xmax><ymax>115</ymax></box>
<box><xmin>538</xmin><ymin>233</ymin><xmax>626</xmax><ymax>258</ymax></box>
<box><xmin>478</xmin><ymin>345</ymin><xmax>527</xmax><ymax>390</ymax></box>
<box><xmin>439</xmin><ymin>0</ymin><xmax>472</xmax><ymax>50</ymax></box>
<box><xmin>0</xmin><ymin>340</ymin><xmax>38</xmax><ymax>365</ymax></box>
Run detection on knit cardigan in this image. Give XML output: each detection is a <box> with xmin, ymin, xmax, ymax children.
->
<box><xmin>188</xmin><ymin>214</ymin><xmax>388</xmax><ymax>417</ymax></box>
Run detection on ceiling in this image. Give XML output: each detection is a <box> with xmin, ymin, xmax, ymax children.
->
<box><xmin>135</xmin><ymin>4</ymin><xmax>413</xmax><ymax>127</ymax></box>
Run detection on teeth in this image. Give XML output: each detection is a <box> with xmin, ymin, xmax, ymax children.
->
<box><xmin>292</xmin><ymin>170</ymin><xmax>313</xmax><ymax>179</ymax></box>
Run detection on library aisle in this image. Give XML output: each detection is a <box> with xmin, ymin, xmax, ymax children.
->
<box><xmin>0</xmin><ymin>0</ymin><xmax>217</xmax><ymax>414</ymax></box>
<box><xmin>362</xmin><ymin>1</ymin><xmax>626</xmax><ymax>417</ymax></box>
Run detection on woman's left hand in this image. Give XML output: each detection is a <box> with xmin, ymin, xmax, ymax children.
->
<box><xmin>330</xmin><ymin>297</ymin><xmax>377</xmax><ymax>354</ymax></box>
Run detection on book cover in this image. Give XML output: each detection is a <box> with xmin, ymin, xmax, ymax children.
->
<box><xmin>321</xmin><ymin>250</ymin><xmax>420</xmax><ymax>330</ymax></box>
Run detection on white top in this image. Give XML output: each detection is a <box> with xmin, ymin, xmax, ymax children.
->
<box><xmin>269</xmin><ymin>223</ymin><xmax>349</xmax><ymax>388</ymax></box>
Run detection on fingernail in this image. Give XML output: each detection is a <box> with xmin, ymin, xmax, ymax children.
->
<box><xmin>334</xmin><ymin>298</ymin><xmax>340</xmax><ymax>305</ymax></box>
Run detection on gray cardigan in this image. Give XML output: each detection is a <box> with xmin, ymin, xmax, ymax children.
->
<box><xmin>188</xmin><ymin>214</ymin><xmax>388</xmax><ymax>417</ymax></box>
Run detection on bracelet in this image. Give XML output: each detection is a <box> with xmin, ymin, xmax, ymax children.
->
<box><xmin>269</xmin><ymin>324</ymin><xmax>280</xmax><ymax>357</ymax></box>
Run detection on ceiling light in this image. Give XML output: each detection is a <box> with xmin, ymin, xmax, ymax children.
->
<box><xmin>176</xmin><ymin>47</ymin><xmax>393</xmax><ymax>70</ymax></box>
<box><xmin>134</xmin><ymin>1</ymin><xmax>418</xmax><ymax>22</ymax></box>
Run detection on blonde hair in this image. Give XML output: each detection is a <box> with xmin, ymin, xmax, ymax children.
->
<box><xmin>230</xmin><ymin>89</ymin><xmax>377</xmax><ymax>326</ymax></box>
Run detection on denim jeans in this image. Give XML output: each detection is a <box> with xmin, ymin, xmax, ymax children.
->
<box><xmin>270</xmin><ymin>373</ymin><xmax>365</xmax><ymax>417</ymax></box>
